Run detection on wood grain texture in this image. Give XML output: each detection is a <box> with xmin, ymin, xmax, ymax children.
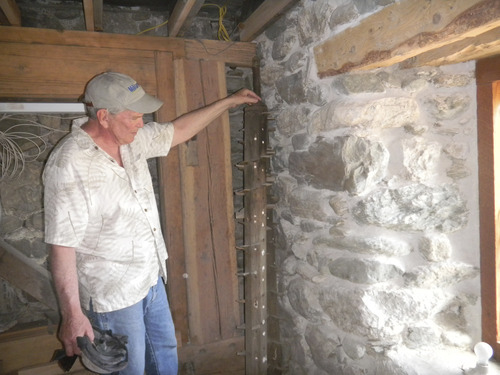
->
<box><xmin>315</xmin><ymin>0</ymin><xmax>500</xmax><ymax>77</ymax></box>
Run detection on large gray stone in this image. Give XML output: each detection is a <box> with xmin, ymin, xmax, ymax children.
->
<box><xmin>264</xmin><ymin>15</ymin><xmax>290</xmax><ymax>40</ymax></box>
<box><xmin>328</xmin><ymin>257</ymin><xmax>403</xmax><ymax>284</ymax></box>
<box><xmin>447</xmin><ymin>159</ymin><xmax>470</xmax><ymax>180</ymax></box>
<box><xmin>418</xmin><ymin>233</ymin><xmax>452</xmax><ymax>262</ymax></box>
<box><xmin>426</xmin><ymin>94</ymin><xmax>471</xmax><ymax>120</ymax></box>
<box><xmin>296</xmin><ymin>1</ymin><xmax>333</xmax><ymax>46</ymax></box>
<box><xmin>404</xmin><ymin>324</ymin><xmax>441</xmax><ymax>349</ymax></box>
<box><xmin>276</xmin><ymin>105</ymin><xmax>311</xmax><ymax>137</ymax></box>
<box><xmin>305</xmin><ymin>323</ymin><xmax>343</xmax><ymax>374</ymax></box>
<box><xmin>0</xmin><ymin>162</ymin><xmax>43</xmax><ymax>220</ymax></box>
<box><xmin>319</xmin><ymin>287</ymin><xmax>449</xmax><ymax>341</ymax></box>
<box><xmin>404</xmin><ymin>261</ymin><xmax>479</xmax><ymax>288</ymax></box>
<box><xmin>335</xmin><ymin>73</ymin><xmax>385</xmax><ymax>94</ymax></box>
<box><xmin>342</xmin><ymin>334</ymin><xmax>366</xmax><ymax>360</ymax></box>
<box><xmin>288</xmin><ymin>186</ymin><xmax>334</xmax><ymax>222</ymax></box>
<box><xmin>310</xmin><ymin>97</ymin><xmax>420</xmax><ymax>133</ymax></box>
<box><xmin>432</xmin><ymin>73</ymin><xmax>474</xmax><ymax>88</ymax></box>
<box><xmin>284</xmin><ymin>51</ymin><xmax>308</xmax><ymax>73</ymax></box>
<box><xmin>329</xmin><ymin>2</ymin><xmax>358</xmax><ymax>29</ymax></box>
<box><xmin>314</xmin><ymin>231</ymin><xmax>412</xmax><ymax>257</ymax></box>
<box><xmin>353</xmin><ymin>184</ymin><xmax>468</xmax><ymax>233</ymax></box>
<box><xmin>287</xmin><ymin>277</ymin><xmax>323</xmax><ymax>322</ymax></box>
<box><xmin>272</xmin><ymin>32</ymin><xmax>298</xmax><ymax>61</ymax></box>
<box><xmin>276</xmin><ymin>71</ymin><xmax>307</xmax><ymax>105</ymax></box>
<box><xmin>289</xmin><ymin>136</ymin><xmax>388</xmax><ymax>194</ymax></box>
<box><xmin>402</xmin><ymin>138</ymin><xmax>442</xmax><ymax>182</ymax></box>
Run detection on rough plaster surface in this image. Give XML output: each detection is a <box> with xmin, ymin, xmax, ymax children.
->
<box><xmin>258</xmin><ymin>0</ymin><xmax>485</xmax><ymax>373</ymax></box>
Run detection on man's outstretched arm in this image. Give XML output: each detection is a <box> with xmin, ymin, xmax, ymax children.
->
<box><xmin>171</xmin><ymin>88</ymin><xmax>261</xmax><ymax>147</ymax></box>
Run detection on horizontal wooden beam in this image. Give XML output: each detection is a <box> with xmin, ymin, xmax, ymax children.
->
<box><xmin>400</xmin><ymin>26</ymin><xmax>500</xmax><ymax>69</ymax></box>
<box><xmin>0</xmin><ymin>238</ymin><xmax>58</xmax><ymax>312</ymax></box>
<box><xmin>0</xmin><ymin>0</ymin><xmax>21</xmax><ymax>26</ymax></box>
<box><xmin>0</xmin><ymin>26</ymin><xmax>256</xmax><ymax>67</ymax></box>
<box><xmin>314</xmin><ymin>0</ymin><xmax>500</xmax><ymax>77</ymax></box>
<box><xmin>239</xmin><ymin>0</ymin><xmax>300</xmax><ymax>42</ymax></box>
<box><xmin>167</xmin><ymin>0</ymin><xmax>204</xmax><ymax>37</ymax></box>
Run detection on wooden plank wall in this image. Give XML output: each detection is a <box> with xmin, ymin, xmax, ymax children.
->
<box><xmin>167</xmin><ymin>58</ymin><xmax>244</xmax><ymax>373</ymax></box>
<box><xmin>0</xmin><ymin>26</ymin><xmax>255</xmax><ymax>374</ymax></box>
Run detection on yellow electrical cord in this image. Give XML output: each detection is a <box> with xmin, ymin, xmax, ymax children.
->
<box><xmin>136</xmin><ymin>2</ymin><xmax>230</xmax><ymax>41</ymax></box>
<box><xmin>136</xmin><ymin>19</ymin><xmax>168</xmax><ymax>36</ymax></box>
<box><xmin>202</xmin><ymin>3</ymin><xmax>230</xmax><ymax>41</ymax></box>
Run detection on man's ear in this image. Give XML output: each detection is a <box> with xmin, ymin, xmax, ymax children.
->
<box><xmin>96</xmin><ymin>109</ymin><xmax>110</xmax><ymax>128</ymax></box>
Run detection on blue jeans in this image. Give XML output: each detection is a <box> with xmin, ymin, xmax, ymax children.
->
<box><xmin>86</xmin><ymin>277</ymin><xmax>178</xmax><ymax>375</ymax></box>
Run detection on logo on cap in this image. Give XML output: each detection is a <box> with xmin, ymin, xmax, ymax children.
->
<box><xmin>127</xmin><ymin>83</ymin><xmax>140</xmax><ymax>93</ymax></box>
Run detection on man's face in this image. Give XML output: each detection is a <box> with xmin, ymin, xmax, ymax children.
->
<box><xmin>106</xmin><ymin>110</ymin><xmax>144</xmax><ymax>145</ymax></box>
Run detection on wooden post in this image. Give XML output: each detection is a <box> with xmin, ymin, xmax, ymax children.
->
<box><xmin>242</xmin><ymin>102</ymin><xmax>270</xmax><ymax>374</ymax></box>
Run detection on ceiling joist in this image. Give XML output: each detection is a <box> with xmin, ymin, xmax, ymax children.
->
<box><xmin>83</xmin><ymin>0</ymin><xmax>103</xmax><ymax>32</ymax></box>
<box><xmin>314</xmin><ymin>0</ymin><xmax>500</xmax><ymax>77</ymax></box>
<box><xmin>0</xmin><ymin>0</ymin><xmax>21</xmax><ymax>26</ymax></box>
<box><xmin>168</xmin><ymin>0</ymin><xmax>204</xmax><ymax>37</ymax></box>
<box><xmin>239</xmin><ymin>0</ymin><xmax>300</xmax><ymax>42</ymax></box>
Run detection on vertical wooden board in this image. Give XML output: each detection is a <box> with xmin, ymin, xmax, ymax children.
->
<box><xmin>476</xmin><ymin>55</ymin><xmax>500</xmax><ymax>357</ymax></box>
<box><xmin>186</xmin><ymin>59</ymin><xmax>222</xmax><ymax>344</ymax></box>
<box><xmin>154</xmin><ymin>51</ymin><xmax>191</xmax><ymax>345</ymax></box>
<box><xmin>199</xmin><ymin>60</ymin><xmax>240</xmax><ymax>340</ymax></box>
<box><xmin>178</xmin><ymin>337</ymin><xmax>245</xmax><ymax>375</ymax></box>
<box><xmin>176</xmin><ymin>58</ymin><xmax>220</xmax><ymax>345</ymax></box>
<box><xmin>492</xmin><ymin>81</ymin><xmax>500</xmax><ymax>342</ymax></box>
<box><xmin>173</xmin><ymin>58</ymin><xmax>202</xmax><ymax>346</ymax></box>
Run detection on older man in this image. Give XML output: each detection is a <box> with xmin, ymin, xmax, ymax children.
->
<box><xmin>43</xmin><ymin>72</ymin><xmax>260</xmax><ymax>374</ymax></box>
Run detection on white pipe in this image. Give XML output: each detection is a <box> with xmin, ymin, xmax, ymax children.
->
<box><xmin>0</xmin><ymin>103</ymin><xmax>85</xmax><ymax>113</ymax></box>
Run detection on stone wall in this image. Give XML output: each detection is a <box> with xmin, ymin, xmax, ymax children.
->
<box><xmin>257</xmin><ymin>0</ymin><xmax>483</xmax><ymax>374</ymax></box>
<box><xmin>0</xmin><ymin>113</ymin><xmax>75</xmax><ymax>331</ymax></box>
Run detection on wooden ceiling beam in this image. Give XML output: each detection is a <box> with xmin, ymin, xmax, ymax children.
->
<box><xmin>314</xmin><ymin>0</ymin><xmax>500</xmax><ymax>77</ymax></box>
<box><xmin>239</xmin><ymin>0</ymin><xmax>300</xmax><ymax>42</ymax></box>
<box><xmin>0</xmin><ymin>0</ymin><xmax>21</xmax><ymax>26</ymax></box>
<box><xmin>400</xmin><ymin>26</ymin><xmax>500</xmax><ymax>69</ymax></box>
<box><xmin>168</xmin><ymin>0</ymin><xmax>204</xmax><ymax>37</ymax></box>
<box><xmin>0</xmin><ymin>26</ymin><xmax>256</xmax><ymax>67</ymax></box>
<box><xmin>82</xmin><ymin>0</ymin><xmax>103</xmax><ymax>32</ymax></box>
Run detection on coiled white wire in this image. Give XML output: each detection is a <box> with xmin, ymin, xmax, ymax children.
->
<box><xmin>0</xmin><ymin>114</ymin><xmax>69</xmax><ymax>181</ymax></box>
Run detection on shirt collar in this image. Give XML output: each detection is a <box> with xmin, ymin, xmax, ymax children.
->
<box><xmin>71</xmin><ymin>117</ymin><xmax>97</xmax><ymax>150</ymax></box>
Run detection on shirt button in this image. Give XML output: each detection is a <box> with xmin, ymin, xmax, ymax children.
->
<box><xmin>144</xmin><ymin>209</ymin><xmax>148</xmax><ymax>212</ymax></box>
<box><xmin>94</xmin><ymin>146</ymin><xmax>98</xmax><ymax>150</ymax></box>
<box><xmin>153</xmin><ymin>228</ymin><xmax>157</xmax><ymax>231</ymax></box>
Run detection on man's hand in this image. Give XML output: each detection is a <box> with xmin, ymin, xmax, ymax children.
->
<box><xmin>59</xmin><ymin>312</ymin><xmax>94</xmax><ymax>356</ymax></box>
<box><xmin>171</xmin><ymin>88</ymin><xmax>262</xmax><ymax>147</ymax></box>
<box><xmin>226</xmin><ymin>88</ymin><xmax>261</xmax><ymax>108</ymax></box>
<box><xmin>50</xmin><ymin>245</ymin><xmax>94</xmax><ymax>356</ymax></box>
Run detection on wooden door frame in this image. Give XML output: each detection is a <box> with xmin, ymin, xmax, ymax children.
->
<box><xmin>477</xmin><ymin>54</ymin><xmax>500</xmax><ymax>359</ymax></box>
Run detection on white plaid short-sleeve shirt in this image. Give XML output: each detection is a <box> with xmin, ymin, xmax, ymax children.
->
<box><xmin>43</xmin><ymin>117</ymin><xmax>174</xmax><ymax>313</ymax></box>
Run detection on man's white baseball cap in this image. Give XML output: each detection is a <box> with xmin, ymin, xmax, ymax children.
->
<box><xmin>83</xmin><ymin>72</ymin><xmax>163</xmax><ymax>114</ymax></box>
